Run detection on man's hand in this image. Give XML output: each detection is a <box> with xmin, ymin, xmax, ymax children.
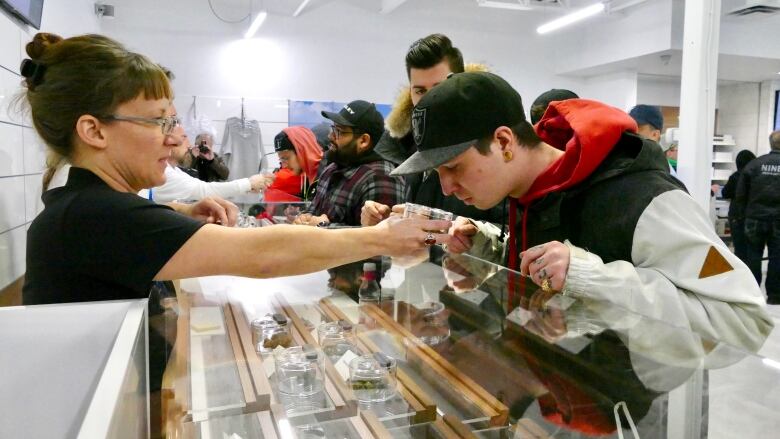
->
<box><xmin>182</xmin><ymin>197</ymin><xmax>239</xmax><ymax>227</ymax></box>
<box><xmin>360</xmin><ymin>201</ymin><xmax>392</xmax><ymax>226</ymax></box>
<box><xmin>446</xmin><ymin>217</ymin><xmax>478</xmax><ymax>254</ymax></box>
<box><xmin>294</xmin><ymin>213</ymin><xmax>329</xmax><ymax>226</ymax></box>
<box><xmin>519</xmin><ymin>241</ymin><xmax>570</xmax><ymax>291</ymax></box>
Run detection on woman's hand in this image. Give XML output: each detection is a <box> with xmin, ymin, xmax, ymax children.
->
<box><xmin>373</xmin><ymin>215</ymin><xmax>452</xmax><ymax>259</ymax></box>
<box><xmin>519</xmin><ymin>241</ymin><xmax>570</xmax><ymax>292</ymax></box>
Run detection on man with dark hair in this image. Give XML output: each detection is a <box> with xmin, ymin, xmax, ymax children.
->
<box><xmin>295</xmin><ymin>100</ymin><xmax>405</xmax><ymax>227</ymax></box>
<box><xmin>391</xmin><ymin>71</ymin><xmax>772</xmax><ymax>353</ymax></box>
<box><xmin>629</xmin><ymin>104</ymin><xmax>677</xmax><ymax>175</ymax></box>
<box><xmin>530</xmin><ymin>89</ymin><xmax>579</xmax><ymax>125</ymax></box>
<box><xmin>405</xmin><ymin>33</ymin><xmax>465</xmax><ymax>79</ymax></box>
<box><xmin>628</xmin><ymin>105</ymin><xmax>664</xmax><ymax>143</ymax></box>
<box><xmin>733</xmin><ymin>130</ymin><xmax>780</xmax><ymax>304</ymax></box>
<box><xmin>363</xmin><ymin>33</ymin><xmax>503</xmax><ymax>227</ymax></box>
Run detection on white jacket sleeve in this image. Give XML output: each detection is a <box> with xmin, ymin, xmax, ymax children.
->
<box><xmin>151</xmin><ymin>166</ymin><xmax>251</xmax><ymax>203</ymax></box>
<box><xmin>562</xmin><ymin>190</ymin><xmax>773</xmax><ymax>356</ymax></box>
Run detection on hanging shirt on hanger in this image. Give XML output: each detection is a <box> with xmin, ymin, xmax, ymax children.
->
<box><xmin>221</xmin><ymin>116</ymin><xmax>266</xmax><ymax>180</ymax></box>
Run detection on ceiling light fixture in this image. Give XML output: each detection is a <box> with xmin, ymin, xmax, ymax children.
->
<box><xmin>244</xmin><ymin>10</ymin><xmax>267</xmax><ymax>38</ymax></box>
<box><xmin>537</xmin><ymin>2</ymin><xmax>605</xmax><ymax>34</ymax></box>
<box><xmin>476</xmin><ymin>0</ymin><xmax>533</xmax><ymax>11</ymax></box>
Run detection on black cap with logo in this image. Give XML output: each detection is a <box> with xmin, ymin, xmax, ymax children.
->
<box><xmin>391</xmin><ymin>72</ymin><xmax>526</xmax><ymax>176</ymax></box>
<box><xmin>274</xmin><ymin>131</ymin><xmax>295</xmax><ymax>152</ymax></box>
<box><xmin>321</xmin><ymin>100</ymin><xmax>384</xmax><ymax>144</ymax></box>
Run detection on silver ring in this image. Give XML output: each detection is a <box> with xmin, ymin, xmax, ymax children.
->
<box><xmin>424</xmin><ymin>233</ymin><xmax>436</xmax><ymax>246</ymax></box>
<box><xmin>539</xmin><ymin>268</ymin><xmax>548</xmax><ymax>280</ymax></box>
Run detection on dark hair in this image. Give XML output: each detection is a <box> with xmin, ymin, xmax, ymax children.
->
<box><xmin>474</xmin><ymin>119</ymin><xmax>541</xmax><ymax>155</ymax></box>
<box><xmin>770</xmin><ymin>131</ymin><xmax>780</xmax><ymax>151</ymax></box>
<box><xmin>735</xmin><ymin>149</ymin><xmax>756</xmax><ymax>170</ymax></box>
<box><xmin>405</xmin><ymin>34</ymin><xmax>464</xmax><ymax>79</ymax></box>
<box><xmin>21</xmin><ymin>33</ymin><xmax>172</xmax><ymax>190</ymax></box>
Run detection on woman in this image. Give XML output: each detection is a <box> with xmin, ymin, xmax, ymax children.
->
<box><xmin>266</xmin><ymin>127</ymin><xmax>323</xmax><ymax>201</ymax></box>
<box><xmin>20</xmin><ymin>33</ymin><xmax>451</xmax><ymax>306</ymax></box>
<box><xmin>721</xmin><ymin>149</ymin><xmax>757</xmax><ymax>263</ymax></box>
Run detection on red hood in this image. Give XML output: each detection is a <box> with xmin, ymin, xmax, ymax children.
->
<box><xmin>283</xmin><ymin>126</ymin><xmax>323</xmax><ymax>183</ymax></box>
<box><xmin>519</xmin><ymin>99</ymin><xmax>637</xmax><ymax>205</ymax></box>
<box><xmin>506</xmin><ymin>100</ymin><xmax>637</xmax><ymax>308</ymax></box>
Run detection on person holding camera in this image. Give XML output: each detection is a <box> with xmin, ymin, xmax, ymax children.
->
<box><xmin>182</xmin><ymin>132</ymin><xmax>230</xmax><ymax>182</ymax></box>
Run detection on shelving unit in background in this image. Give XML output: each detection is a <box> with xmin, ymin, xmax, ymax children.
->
<box><xmin>712</xmin><ymin>134</ymin><xmax>737</xmax><ymax>240</ymax></box>
<box><xmin>712</xmin><ymin>134</ymin><xmax>737</xmax><ymax>184</ymax></box>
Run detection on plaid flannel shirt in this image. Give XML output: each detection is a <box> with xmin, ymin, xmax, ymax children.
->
<box><xmin>310</xmin><ymin>159</ymin><xmax>406</xmax><ymax>226</ymax></box>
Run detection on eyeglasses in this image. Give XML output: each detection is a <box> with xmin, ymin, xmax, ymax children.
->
<box><xmin>330</xmin><ymin>125</ymin><xmax>362</xmax><ymax>141</ymax></box>
<box><xmin>100</xmin><ymin>114</ymin><xmax>181</xmax><ymax>135</ymax></box>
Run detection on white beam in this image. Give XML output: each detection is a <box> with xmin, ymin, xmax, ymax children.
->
<box><xmin>380</xmin><ymin>0</ymin><xmax>409</xmax><ymax>14</ymax></box>
<box><xmin>677</xmin><ymin>0</ymin><xmax>721</xmax><ymax>209</ymax></box>
<box><xmin>293</xmin><ymin>0</ymin><xmax>312</xmax><ymax>17</ymax></box>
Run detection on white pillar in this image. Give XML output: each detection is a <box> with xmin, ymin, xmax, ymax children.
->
<box><xmin>677</xmin><ymin>0</ymin><xmax>721</xmax><ymax>209</ymax></box>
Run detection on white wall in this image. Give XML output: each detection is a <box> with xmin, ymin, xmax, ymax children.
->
<box><xmin>717</xmin><ymin>82</ymin><xmax>762</xmax><ymax>154</ymax></box>
<box><xmin>553</xmin><ymin>0</ymin><xmax>675</xmax><ymax>75</ymax></box>
<box><xmin>583</xmin><ymin>70</ymin><xmax>638</xmax><ymax>112</ymax></box>
<box><xmin>637</xmin><ymin>75</ymin><xmax>681</xmax><ymax>107</ymax></box>
<box><xmin>0</xmin><ymin>1</ymin><xmax>99</xmax><ymax>291</ymax></box>
<box><xmin>100</xmin><ymin>0</ymin><xmax>587</xmax><ymax>120</ymax></box>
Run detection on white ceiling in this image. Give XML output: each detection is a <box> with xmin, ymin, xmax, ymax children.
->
<box><xmin>107</xmin><ymin>0</ymin><xmax>780</xmax><ymax>83</ymax></box>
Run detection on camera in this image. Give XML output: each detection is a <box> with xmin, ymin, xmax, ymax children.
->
<box><xmin>197</xmin><ymin>141</ymin><xmax>210</xmax><ymax>154</ymax></box>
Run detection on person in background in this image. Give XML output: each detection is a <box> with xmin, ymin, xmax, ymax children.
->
<box><xmin>265</xmin><ymin>126</ymin><xmax>323</xmax><ymax>201</ymax></box>
<box><xmin>146</xmin><ymin>122</ymin><xmax>270</xmax><ymax>203</ymax></box>
<box><xmin>390</xmin><ymin>71</ymin><xmax>772</xmax><ymax>353</ymax></box>
<box><xmin>362</xmin><ymin>33</ymin><xmax>503</xmax><ymax>227</ymax></box>
<box><xmin>297</xmin><ymin>100</ymin><xmax>406</xmax><ymax>227</ymax></box>
<box><xmin>733</xmin><ymin>131</ymin><xmax>780</xmax><ymax>304</ymax></box>
<box><xmin>529</xmin><ymin>89</ymin><xmax>579</xmax><ymax>125</ymax></box>
<box><xmin>628</xmin><ymin>104</ymin><xmax>674</xmax><ymax>175</ymax></box>
<box><xmin>721</xmin><ymin>149</ymin><xmax>756</xmax><ymax>264</ymax></box>
<box><xmin>185</xmin><ymin>132</ymin><xmax>230</xmax><ymax>182</ymax></box>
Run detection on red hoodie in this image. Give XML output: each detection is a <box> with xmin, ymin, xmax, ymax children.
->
<box><xmin>506</xmin><ymin>99</ymin><xmax>638</xmax><ymax>306</ymax></box>
<box><xmin>266</xmin><ymin>126</ymin><xmax>323</xmax><ymax>201</ymax></box>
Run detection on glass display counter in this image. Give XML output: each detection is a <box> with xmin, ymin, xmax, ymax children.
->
<box><xmin>157</xmin><ymin>248</ymin><xmax>780</xmax><ymax>438</ymax></box>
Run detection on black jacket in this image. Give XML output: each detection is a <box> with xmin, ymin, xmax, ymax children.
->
<box><xmin>516</xmin><ymin>133</ymin><xmax>684</xmax><ymax>265</ymax></box>
<box><xmin>375</xmin><ymin>131</ymin><xmax>506</xmax><ymax>223</ymax></box>
<box><xmin>733</xmin><ymin>150</ymin><xmax>780</xmax><ymax>221</ymax></box>
<box><xmin>721</xmin><ymin>170</ymin><xmax>742</xmax><ymax>219</ymax></box>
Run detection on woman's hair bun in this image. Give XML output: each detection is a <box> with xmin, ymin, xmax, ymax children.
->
<box><xmin>26</xmin><ymin>32</ymin><xmax>64</xmax><ymax>60</ymax></box>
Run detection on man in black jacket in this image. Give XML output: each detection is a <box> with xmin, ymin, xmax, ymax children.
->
<box><xmin>734</xmin><ymin>130</ymin><xmax>780</xmax><ymax>303</ymax></box>
<box><xmin>361</xmin><ymin>33</ymin><xmax>504</xmax><ymax>226</ymax></box>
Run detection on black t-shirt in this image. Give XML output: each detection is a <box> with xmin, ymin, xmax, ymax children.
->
<box><xmin>23</xmin><ymin>167</ymin><xmax>205</xmax><ymax>305</ymax></box>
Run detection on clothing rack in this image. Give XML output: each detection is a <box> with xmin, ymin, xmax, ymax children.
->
<box><xmin>240</xmin><ymin>97</ymin><xmax>246</xmax><ymax>128</ymax></box>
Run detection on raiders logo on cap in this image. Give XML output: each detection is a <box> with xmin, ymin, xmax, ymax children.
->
<box><xmin>412</xmin><ymin>107</ymin><xmax>426</xmax><ymax>146</ymax></box>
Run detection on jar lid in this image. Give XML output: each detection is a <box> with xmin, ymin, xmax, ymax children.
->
<box><xmin>250</xmin><ymin>316</ymin><xmax>277</xmax><ymax>330</ymax></box>
<box><xmin>272</xmin><ymin>313</ymin><xmax>288</xmax><ymax>325</ymax></box>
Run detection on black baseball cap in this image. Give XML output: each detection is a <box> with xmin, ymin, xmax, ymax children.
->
<box><xmin>530</xmin><ymin>89</ymin><xmax>579</xmax><ymax>124</ymax></box>
<box><xmin>628</xmin><ymin>105</ymin><xmax>663</xmax><ymax>131</ymax></box>
<box><xmin>321</xmin><ymin>100</ymin><xmax>384</xmax><ymax>143</ymax></box>
<box><xmin>391</xmin><ymin>72</ymin><xmax>526</xmax><ymax>176</ymax></box>
<box><xmin>274</xmin><ymin>131</ymin><xmax>295</xmax><ymax>152</ymax></box>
